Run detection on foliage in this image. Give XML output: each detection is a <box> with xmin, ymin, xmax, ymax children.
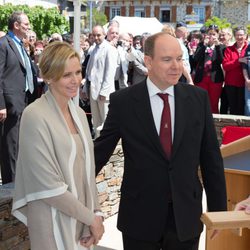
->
<box><xmin>0</xmin><ymin>3</ymin><xmax>69</xmax><ymax>39</ymax></box>
<box><xmin>85</xmin><ymin>7</ymin><xmax>107</xmax><ymax>28</ymax></box>
<box><xmin>205</xmin><ymin>16</ymin><xmax>231</xmax><ymax>30</ymax></box>
<box><xmin>205</xmin><ymin>16</ymin><xmax>250</xmax><ymax>35</ymax></box>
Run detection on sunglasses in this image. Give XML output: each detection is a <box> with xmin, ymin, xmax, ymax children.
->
<box><xmin>208</xmin><ymin>24</ymin><xmax>218</xmax><ymax>29</ymax></box>
<box><xmin>176</xmin><ymin>21</ymin><xmax>187</xmax><ymax>28</ymax></box>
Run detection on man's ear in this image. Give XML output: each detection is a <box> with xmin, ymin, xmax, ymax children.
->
<box><xmin>144</xmin><ymin>55</ymin><xmax>152</xmax><ymax>70</ymax></box>
<box><xmin>13</xmin><ymin>21</ymin><xmax>19</xmax><ymax>30</ymax></box>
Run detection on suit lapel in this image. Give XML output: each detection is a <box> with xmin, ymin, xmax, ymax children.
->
<box><xmin>172</xmin><ymin>84</ymin><xmax>189</xmax><ymax>159</ymax></box>
<box><xmin>132</xmin><ymin>81</ymin><xmax>167</xmax><ymax>160</ymax></box>
<box><xmin>7</xmin><ymin>35</ymin><xmax>25</xmax><ymax>68</ymax></box>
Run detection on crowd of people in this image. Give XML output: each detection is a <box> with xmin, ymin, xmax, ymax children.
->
<box><xmin>0</xmin><ymin>10</ymin><xmax>250</xmax><ymax>250</ymax></box>
<box><xmin>81</xmin><ymin>22</ymin><xmax>250</xmax><ymax>137</ymax></box>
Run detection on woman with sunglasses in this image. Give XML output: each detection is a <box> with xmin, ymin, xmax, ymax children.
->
<box><xmin>222</xmin><ymin>26</ymin><xmax>248</xmax><ymax>115</ymax></box>
<box><xmin>193</xmin><ymin>25</ymin><xmax>225</xmax><ymax>113</ymax></box>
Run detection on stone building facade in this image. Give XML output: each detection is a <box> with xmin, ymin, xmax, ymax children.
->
<box><xmin>101</xmin><ymin>0</ymin><xmax>250</xmax><ymax>27</ymax></box>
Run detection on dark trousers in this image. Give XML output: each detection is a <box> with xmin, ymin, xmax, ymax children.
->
<box><xmin>0</xmin><ymin>114</ymin><xmax>21</xmax><ymax>184</ymax></box>
<box><xmin>225</xmin><ymin>85</ymin><xmax>245</xmax><ymax>115</ymax></box>
<box><xmin>122</xmin><ymin>204</ymin><xmax>199</xmax><ymax>250</ymax></box>
<box><xmin>220</xmin><ymin>86</ymin><xmax>229</xmax><ymax>114</ymax></box>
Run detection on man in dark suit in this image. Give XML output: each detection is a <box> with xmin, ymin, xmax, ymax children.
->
<box><xmin>0</xmin><ymin>11</ymin><xmax>37</xmax><ymax>184</ymax></box>
<box><xmin>95</xmin><ymin>33</ymin><xmax>227</xmax><ymax>250</ymax></box>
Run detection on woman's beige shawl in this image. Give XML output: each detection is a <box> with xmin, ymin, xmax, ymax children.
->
<box><xmin>12</xmin><ymin>90</ymin><xmax>99</xmax><ymax>250</ymax></box>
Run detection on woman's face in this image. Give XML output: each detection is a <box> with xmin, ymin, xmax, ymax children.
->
<box><xmin>207</xmin><ymin>29</ymin><xmax>219</xmax><ymax>45</ymax></box>
<box><xmin>219</xmin><ymin>31</ymin><xmax>232</xmax><ymax>44</ymax></box>
<box><xmin>235</xmin><ymin>30</ymin><xmax>247</xmax><ymax>43</ymax></box>
<box><xmin>50</xmin><ymin>57</ymin><xmax>82</xmax><ymax>101</ymax></box>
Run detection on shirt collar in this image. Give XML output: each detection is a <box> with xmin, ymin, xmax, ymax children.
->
<box><xmin>8</xmin><ymin>31</ymin><xmax>22</xmax><ymax>45</ymax></box>
<box><xmin>147</xmin><ymin>77</ymin><xmax>174</xmax><ymax>98</ymax></box>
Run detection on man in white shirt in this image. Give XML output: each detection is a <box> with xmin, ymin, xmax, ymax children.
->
<box><xmin>85</xmin><ymin>25</ymin><xmax>117</xmax><ymax>137</ymax></box>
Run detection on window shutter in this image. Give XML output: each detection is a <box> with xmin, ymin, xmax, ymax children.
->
<box><xmin>171</xmin><ymin>6</ymin><xmax>177</xmax><ymax>22</ymax></box>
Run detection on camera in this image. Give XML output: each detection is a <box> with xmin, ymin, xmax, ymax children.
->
<box><xmin>117</xmin><ymin>40</ymin><xmax>123</xmax><ymax>46</ymax></box>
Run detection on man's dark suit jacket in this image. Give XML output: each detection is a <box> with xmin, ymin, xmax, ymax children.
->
<box><xmin>0</xmin><ymin>34</ymin><xmax>38</xmax><ymax>115</ymax></box>
<box><xmin>95</xmin><ymin>81</ymin><xmax>227</xmax><ymax>242</ymax></box>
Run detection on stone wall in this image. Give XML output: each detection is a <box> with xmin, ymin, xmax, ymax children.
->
<box><xmin>0</xmin><ymin>183</ymin><xmax>30</xmax><ymax>250</ymax></box>
<box><xmin>1</xmin><ymin>114</ymin><xmax>250</xmax><ymax>249</ymax></box>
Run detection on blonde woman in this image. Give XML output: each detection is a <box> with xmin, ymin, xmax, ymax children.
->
<box><xmin>12</xmin><ymin>42</ymin><xmax>104</xmax><ymax>250</ymax></box>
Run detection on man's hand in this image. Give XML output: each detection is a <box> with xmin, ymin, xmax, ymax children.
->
<box><xmin>235</xmin><ymin>197</ymin><xmax>250</xmax><ymax>214</ymax></box>
<box><xmin>210</xmin><ymin>229</ymin><xmax>220</xmax><ymax>240</ymax></box>
<box><xmin>80</xmin><ymin>235</ymin><xmax>95</xmax><ymax>248</ymax></box>
<box><xmin>0</xmin><ymin>109</ymin><xmax>7</xmax><ymax>122</ymax></box>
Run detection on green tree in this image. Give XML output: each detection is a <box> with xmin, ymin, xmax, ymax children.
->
<box><xmin>0</xmin><ymin>3</ymin><xmax>69</xmax><ymax>39</ymax></box>
<box><xmin>205</xmin><ymin>16</ymin><xmax>231</xmax><ymax>30</ymax></box>
<box><xmin>86</xmin><ymin>8</ymin><xmax>107</xmax><ymax>28</ymax></box>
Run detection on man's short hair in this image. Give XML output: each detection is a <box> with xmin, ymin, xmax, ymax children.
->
<box><xmin>8</xmin><ymin>11</ymin><xmax>25</xmax><ymax>30</ymax></box>
<box><xmin>144</xmin><ymin>32</ymin><xmax>165</xmax><ymax>58</ymax></box>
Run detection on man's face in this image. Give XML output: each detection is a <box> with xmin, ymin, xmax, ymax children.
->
<box><xmin>92</xmin><ymin>27</ymin><xmax>105</xmax><ymax>45</ymax></box>
<box><xmin>14</xmin><ymin>14</ymin><xmax>30</xmax><ymax>40</ymax></box>
<box><xmin>144</xmin><ymin>35</ymin><xmax>183</xmax><ymax>90</ymax></box>
<box><xmin>107</xmin><ymin>26</ymin><xmax>119</xmax><ymax>42</ymax></box>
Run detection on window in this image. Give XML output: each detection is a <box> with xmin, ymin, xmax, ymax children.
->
<box><xmin>134</xmin><ymin>7</ymin><xmax>145</xmax><ymax>17</ymax></box>
<box><xmin>160</xmin><ymin>9</ymin><xmax>171</xmax><ymax>22</ymax></box>
<box><xmin>193</xmin><ymin>7</ymin><xmax>205</xmax><ymax>23</ymax></box>
<box><xmin>110</xmin><ymin>7</ymin><xmax>121</xmax><ymax>19</ymax></box>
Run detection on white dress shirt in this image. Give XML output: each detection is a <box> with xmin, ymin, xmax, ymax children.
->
<box><xmin>146</xmin><ymin>78</ymin><xmax>175</xmax><ymax>142</ymax></box>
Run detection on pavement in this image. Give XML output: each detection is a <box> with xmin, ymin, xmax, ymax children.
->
<box><xmin>96</xmin><ymin>214</ymin><xmax>123</xmax><ymax>250</ymax></box>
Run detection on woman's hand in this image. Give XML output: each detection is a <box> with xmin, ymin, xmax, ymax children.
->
<box><xmin>90</xmin><ymin>215</ymin><xmax>104</xmax><ymax>245</ymax></box>
<box><xmin>80</xmin><ymin>235</ymin><xmax>95</xmax><ymax>248</ymax></box>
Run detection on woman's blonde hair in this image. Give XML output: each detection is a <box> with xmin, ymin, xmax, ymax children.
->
<box><xmin>39</xmin><ymin>41</ymin><xmax>80</xmax><ymax>82</ymax></box>
<box><xmin>161</xmin><ymin>24</ymin><xmax>176</xmax><ymax>37</ymax></box>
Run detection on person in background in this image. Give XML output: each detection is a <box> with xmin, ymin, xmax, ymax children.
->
<box><xmin>27</xmin><ymin>30</ymin><xmax>37</xmax><ymax>47</ymax></box>
<box><xmin>162</xmin><ymin>24</ymin><xmax>176</xmax><ymax>37</ymax></box>
<box><xmin>222</xmin><ymin>26</ymin><xmax>248</xmax><ymax>115</ymax></box>
<box><xmin>95</xmin><ymin>32</ymin><xmax>227</xmax><ymax>250</ymax></box>
<box><xmin>193</xmin><ymin>25</ymin><xmax>225</xmax><ymax>113</ymax></box>
<box><xmin>115</xmin><ymin>32</ymin><xmax>135</xmax><ymax>90</ymax></box>
<box><xmin>108</xmin><ymin>19</ymin><xmax>120</xmax><ymax>29</ymax></box>
<box><xmin>219</xmin><ymin>27</ymin><xmax>233</xmax><ymax>47</ymax></box>
<box><xmin>0</xmin><ymin>11</ymin><xmax>38</xmax><ymax>184</ymax></box>
<box><xmin>219</xmin><ymin>27</ymin><xmax>234</xmax><ymax>114</ymax></box>
<box><xmin>0</xmin><ymin>31</ymin><xmax>6</xmax><ymax>38</ymax></box>
<box><xmin>175</xmin><ymin>23</ymin><xmax>194</xmax><ymax>85</ymax></box>
<box><xmin>84</xmin><ymin>25</ymin><xmax>117</xmax><ymax>137</ymax></box>
<box><xmin>106</xmin><ymin>24</ymin><xmax>119</xmax><ymax>47</ymax></box>
<box><xmin>187</xmin><ymin>30</ymin><xmax>203</xmax><ymax>75</ymax></box>
<box><xmin>49</xmin><ymin>32</ymin><xmax>63</xmax><ymax>43</ymax></box>
<box><xmin>241</xmin><ymin>43</ymin><xmax>250</xmax><ymax>116</ymax></box>
<box><xmin>12</xmin><ymin>42</ymin><xmax>104</xmax><ymax>250</ymax></box>
<box><xmin>130</xmin><ymin>33</ymin><xmax>150</xmax><ymax>85</ymax></box>
<box><xmin>80</xmin><ymin>36</ymin><xmax>90</xmax><ymax>63</ymax></box>
<box><xmin>133</xmin><ymin>35</ymin><xmax>142</xmax><ymax>50</ymax></box>
<box><xmin>32</xmin><ymin>40</ymin><xmax>46</xmax><ymax>96</ymax></box>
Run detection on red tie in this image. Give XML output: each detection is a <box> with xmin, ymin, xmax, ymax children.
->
<box><xmin>158</xmin><ymin>93</ymin><xmax>172</xmax><ymax>158</ymax></box>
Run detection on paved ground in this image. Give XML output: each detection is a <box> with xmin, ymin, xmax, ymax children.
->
<box><xmin>96</xmin><ymin>214</ymin><xmax>123</xmax><ymax>250</ymax></box>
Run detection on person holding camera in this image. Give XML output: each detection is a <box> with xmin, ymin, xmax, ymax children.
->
<box><xmin>115</xmin><ymin>32</ymin><xmax>137</xmax><ymax>90</ymax></box>
<box><xmin>193</xmin><ymin>25</ymin><xmax>225</xmax><ymax>114</ymax></box>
